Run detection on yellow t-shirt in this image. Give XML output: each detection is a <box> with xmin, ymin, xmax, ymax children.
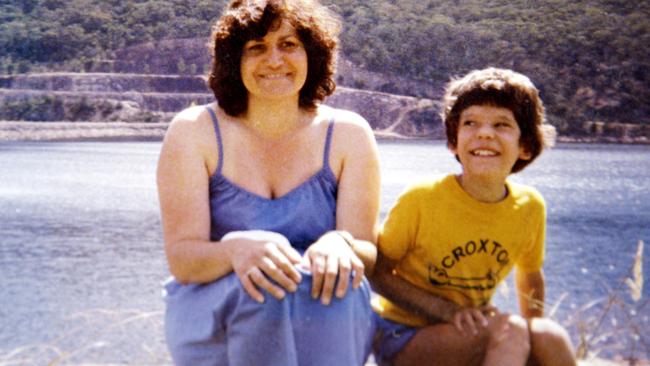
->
<box><xmin>375</xmin><ymin>174</ymin><xmax>546</xmax><ymax>327</ymax></box>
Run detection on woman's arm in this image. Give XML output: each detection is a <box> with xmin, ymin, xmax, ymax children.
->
<box><xmin>158</xmin><ymin>110</ymin><xmax>233</xmax><ymax>284</ymax></box>
<box><xmin>333</xmin><ymin>111</ymin><xmax>381</xmax><ymax>269</ymax></box>
<box><xmin>303</xmin><ymin>110</ymin><xmax>381</xmax><ymax>304</ymax></box>
<box><xmin>158</xmin><ymin>109</ymin><xmax>302</xmax><ymax>302</ymax></box>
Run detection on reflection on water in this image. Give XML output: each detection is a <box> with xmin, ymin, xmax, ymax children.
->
<box><xmin>0</xmin><ymin>140</ymin><xmax>649</xmax><ymax>362</ymax></box>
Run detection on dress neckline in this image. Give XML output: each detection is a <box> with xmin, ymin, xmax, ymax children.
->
<box><xmin>211</xmin><ymin>164</ymin><xmax>335</xmax><ymax>202</ymax></box>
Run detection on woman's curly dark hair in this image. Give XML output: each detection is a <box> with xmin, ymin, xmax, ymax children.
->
<box><xmin>441</xmin><ymin>68</ymin><xmax>556</xmax><ymax>173</ymax></box>
<box><xmin>208</xmin><ymin>0</ymin><xmax>341</xmax><ymax>116</ymax></box>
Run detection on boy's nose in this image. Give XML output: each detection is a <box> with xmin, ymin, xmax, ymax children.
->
<box><xmin>477</xmin><ymin>125</ymin><xmax>495</xmax><ymax>139</ymax></box>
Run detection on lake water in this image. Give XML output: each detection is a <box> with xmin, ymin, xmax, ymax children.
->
<box><xmin>1</xmin><ymin>140</ymin><xmax>649</xmax><ymax>364</ymax></box>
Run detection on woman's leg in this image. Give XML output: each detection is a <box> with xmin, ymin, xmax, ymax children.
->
<box><xmin>164</xmin><ymin>277</ymin><xmax>231</xmax><ymax>366</ymax></box>
<box><xmin>165</xmin><ymin>273</ymin><xmax>300</xmax><ymax>366</ymax></box>
<box><xmin>289</xmin><ymin>271</ymin><xmax>375</xmax><ymax>366</ymax></box>
<box><xmin>165</xmin><ymin>270</ymin><xmax>375</xmax><ymax>366</ymax></box>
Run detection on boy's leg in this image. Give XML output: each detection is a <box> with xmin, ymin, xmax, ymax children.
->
<box><xmin>391</xmin><ymin>313</ymin><xmax>530</xmax><ymax>366</ymax></box>
<box><xmin>527</xmin><ymin>318</ymin><xmax>577</xmax><ymax>366</ymax></box>
<box><xmin>392</xmin><ymin>323</ymin><xmax>487</xmax><ymax>366</ymax></box>
<box><xmin>481</xmin><ymin>313</ymin><xmax>530</xmax><ymax>366</ymax></box>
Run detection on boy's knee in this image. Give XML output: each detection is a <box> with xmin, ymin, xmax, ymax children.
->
<box><xmin>529</xmin><ymin>318</ymin><xmax>573</xmax><ymax>350</ymax></box>
<box><xmin>487</xmin><ymin>314</ymin><xmax>531</xmax><ymax>353</ymax></box>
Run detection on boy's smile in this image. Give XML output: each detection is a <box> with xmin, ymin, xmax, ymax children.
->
<box><xmin>451</xmin><ymin>105</ymin><xmax>531</xmax><ymax>198</ymax></box>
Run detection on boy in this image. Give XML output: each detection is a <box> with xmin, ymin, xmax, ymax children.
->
<box><xmin>371</xmin><ymin>68</ymin><xmax>576</xmax><ymax>366</ymax></box>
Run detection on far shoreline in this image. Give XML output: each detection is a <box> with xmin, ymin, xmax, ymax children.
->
<box><xmin>1</xmin><ymin>121</ymin><xmax>648</xmax><ymax>145</ymax></box>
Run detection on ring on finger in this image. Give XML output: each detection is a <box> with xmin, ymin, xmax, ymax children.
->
<box><xmin>245</xmin><ymin>267</ymin><xmax>258</xmax><ymax>277</ymax></box>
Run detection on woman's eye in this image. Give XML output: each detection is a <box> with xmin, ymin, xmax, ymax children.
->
<box><xmin>462</xmin><ymin>120</ymin><xmax>475</xmax><ymax>127</ymax></box>
<box><xmin>281</xmin><ymin>41</ymin><xmax>298</xmax><ymax>49</ymax></box>
<box><xmin>246</xmin><ymin>44</ymin><xmax>265</xmax><ymax>52</ymax></box>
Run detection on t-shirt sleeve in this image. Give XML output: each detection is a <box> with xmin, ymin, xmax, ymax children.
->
<box><xmin>516</xmin><ymin>191</ymin><xmax>546</xmax><ymax>273</ymax></box>
<box><xmin>378</xmin><ymin>187</ymin><xmax>420</xmax><ymax>261</ymax></box>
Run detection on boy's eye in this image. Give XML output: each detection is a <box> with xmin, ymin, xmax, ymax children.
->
<box><xmin>495</xmin><ymin>122</ymin><xmax>513</xmax><ymax>128</ymax></box>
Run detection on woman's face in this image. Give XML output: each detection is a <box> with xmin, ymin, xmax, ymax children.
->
<box><xmin>240</xmin><ymin>20</ymin><xmax>308</xmax><ymax>101</ymax></box>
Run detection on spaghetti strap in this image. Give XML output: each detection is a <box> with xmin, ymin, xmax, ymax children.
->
<box><xmin>207</xmin><ymin>106</ymin><xmax>224</xmax><ymax>175</ymax></box>
<box><xmin>322</xmin><ymin>118</ymin><xmax>335</xmax><ymax>169</ymax></box>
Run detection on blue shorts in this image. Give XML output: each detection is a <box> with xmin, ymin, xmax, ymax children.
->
<box><xmin>372</xmin><ymin>314</ymin><xmax>418</xmax><ymax>366</ymax></box>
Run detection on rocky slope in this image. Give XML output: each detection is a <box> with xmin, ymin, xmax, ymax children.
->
<box><xmin>0</xmin><ymin>72</ymin><xmax>442</xmax><ymax>140</ymax></box>
<box><xmin>1</xmin><ymin>70</ymin><xmax>648</xmax><ymax>143</ymax></box>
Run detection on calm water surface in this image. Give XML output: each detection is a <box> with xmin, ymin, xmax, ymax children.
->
<box><xmin>1</xmin><ymin>140</ymin><xmax>648</xmax><ymax>363</ymax></box>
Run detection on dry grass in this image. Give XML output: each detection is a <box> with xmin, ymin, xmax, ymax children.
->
<box><xmin>568</xmin><ymin>240</ymin><xmax>648</xmax><ymax>365</ymax></box>
<box><xmin>0</xmin><ymin>309</ymin><xmax>170</xmax><ymax>365</ymax></box>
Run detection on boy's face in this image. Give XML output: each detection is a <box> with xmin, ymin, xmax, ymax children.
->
<box><xmin>451</xmin><ymin>104</ymin><xmax>531</xmax><ymax>181</ymax></box>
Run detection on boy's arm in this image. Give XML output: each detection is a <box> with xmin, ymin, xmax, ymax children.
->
<box><xmin>370</xmin><ymin>252</ymin><xmax>463</xmax><ymax>323</ymax></box>
<box><xmin>515</xmin><ymin>269</ymin><xmax>545</xmax><ymax>318</ymax></box>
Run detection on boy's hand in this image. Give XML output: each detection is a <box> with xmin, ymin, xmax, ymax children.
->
<box><xmin>451</xmin><ymin>305</ymin><xmax>499</xmax><ymax>336</ymax></box>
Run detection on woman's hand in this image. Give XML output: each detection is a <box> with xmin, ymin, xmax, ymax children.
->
<box><xmin>302</xmin><ymin>231</ymin><xmax>365</xmax><ymax>305</ymax></box>
<box><xmin>450</xmin><ymin>305</ymin><xmax>499</xmax><ymax>336</ymax></box>
<box><xmin>224</xmin><ymin>231</ymin><xmax>302</xmax><ymax>303</ymax></box>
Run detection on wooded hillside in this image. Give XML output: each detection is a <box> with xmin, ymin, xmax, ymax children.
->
<box><xmin>1</xmin><ymin>0</ymin><xmax>648</xmax><ymax>135</ymax></box>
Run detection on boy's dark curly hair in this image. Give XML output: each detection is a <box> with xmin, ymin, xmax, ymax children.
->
<box><xmin>441</xmin><ymin>67</ymin><xmax>556</xmax><ymax>173</ymax></box>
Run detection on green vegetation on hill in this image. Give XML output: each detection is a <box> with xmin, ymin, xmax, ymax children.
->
<box><xmin>334</xmin><ymin>0</ymin><xmax>649</xmax><ymax>134</ymax></box>
<box><xmin>1</xmin><ymin>0</ymin><xmax>648</xmax><ymax>135</ymax></box>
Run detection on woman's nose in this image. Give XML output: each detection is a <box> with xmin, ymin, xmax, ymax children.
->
<box><xmin>265</xmin><ymin>46</ymin><xmax>283</xmax><ymax>67</ymax></box>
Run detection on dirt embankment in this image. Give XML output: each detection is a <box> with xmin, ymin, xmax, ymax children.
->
<box><xmin>0</xmin><ymin>72</ymin><xmax>442</xmax><ymax>141</ymax></box>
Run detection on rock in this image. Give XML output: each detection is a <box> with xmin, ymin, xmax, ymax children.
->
<box><xmin>0</xmin><ymin>72</ymin><xmax>442</xmax><ymax>139</ymax></box>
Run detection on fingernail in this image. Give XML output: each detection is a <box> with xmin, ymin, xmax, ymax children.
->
<box><xmin>289</xmin><ymin>284</ymin><xmax>297</xmax><ymax>292</ymax></box>
<box><xmin>322</xmin><ymin>297</ymin><xmax>330</xmax><ymax>305</ymax></box>
<box><xmin>336</xmin><ymin>290</ymin><xmax>344</xmax><ymax>298</ymax></box>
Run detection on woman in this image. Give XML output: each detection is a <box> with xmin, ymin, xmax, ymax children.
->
<box><xmin>157</xmin><ymin>0</ymin><xmax>380</xmax><ymax>365</ymax></box>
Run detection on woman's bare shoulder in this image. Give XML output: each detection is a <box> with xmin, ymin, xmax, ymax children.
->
<box><xmin>166</xmin><ymin>104</ymin><xmax>215</xmax><ymax>139</ymax></box>
<box><xmin>317</xmin><ymin>105</ymin><xmax>377</xmax><ymax>161</ymax></box>
<box><xmin>318</xmin><ymin>105</ymin><xmax>373</xmax><ymax>134</ymax></box>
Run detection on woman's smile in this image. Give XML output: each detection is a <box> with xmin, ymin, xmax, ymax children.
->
<box><xmin>240</xmin><ymin>21</ymin><xmax>308</xmax><ymax>100</ymax></box>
